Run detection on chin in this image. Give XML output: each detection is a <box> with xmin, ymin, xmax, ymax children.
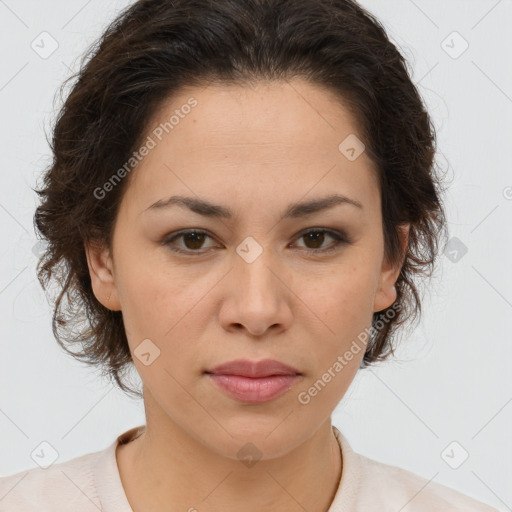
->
<box><xmin>197</xmin><ymin>420</ymin><xmax>310</xmax><ymax>462</ymax></box>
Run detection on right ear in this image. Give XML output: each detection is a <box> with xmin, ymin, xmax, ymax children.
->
<box><xmin>84</xmin><ymin>240</ymin><xmax>122</xmax><ymax>311</ymax></box>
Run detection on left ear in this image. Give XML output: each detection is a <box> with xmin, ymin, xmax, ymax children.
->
<box><xmin>373</xmin><ymin>223</ymin><xmax>410</xmax><ymax>313</ymax></box>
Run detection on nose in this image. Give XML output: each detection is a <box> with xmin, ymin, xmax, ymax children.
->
<box><xmin>218</xmin><ymin>246</ymin><xmax>293</xmax><ymax>337</ymax></box>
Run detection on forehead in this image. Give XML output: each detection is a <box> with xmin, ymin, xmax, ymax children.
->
<box><xmin>150</xmin><ymin>80</ymin><xmax>365</xmax><ymax>150</ymax></box>
<box><xmin>121</xmin><ymin>80</ymin><xmax>380</xmax><ymax>219</ymax></box>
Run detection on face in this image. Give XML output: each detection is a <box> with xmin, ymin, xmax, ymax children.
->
<box><xmin>86</xmin><ymin>80</ymin><xmax>408</xmax><ymax>460</ymax></box>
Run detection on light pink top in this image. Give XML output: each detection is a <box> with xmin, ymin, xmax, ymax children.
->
<box><xmin>0</xmin><ymin>425</ymin><xmax>498</xmax><ymax>511</ymax></box>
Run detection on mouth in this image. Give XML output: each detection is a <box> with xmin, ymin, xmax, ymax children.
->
<box><xmin>205</xmin><ymin>358</ymin><xmax>302</xmax><ymax>378</ymax></box>
<box><xmin>204</xmin><ymin>358</ymin><xmax>302</xmax><ymax>403</ymax></box>
<box><xmin>205</xmin><ymin>373</ymin><xmax>302</xmax><ymax>403</ymax></box>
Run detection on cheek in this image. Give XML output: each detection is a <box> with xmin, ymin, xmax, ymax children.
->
<box><xmin>116</xmin><ymin>250</ymin><xmax>203</xmax><ymax>320</ymax></box>
<box><xmin>118</xmin><ymin>269</ymin><xmax>208</xmax><ymax>397</ymax></box>
<box><xmin>299</xmin><ymin>266</ymin><xmax>376</xmax><ymax>384</ymax></box>
<box><xmin>295</xmin><ymin>277</ymin><xmax>371</xmax><ymax>411</ymax></box>
<box><xmin>302</xmin><ymin>264</ymin><xmax>376</xmax><ymax>332</ymax></box>
<box><xmin>116</xmin><ymin>264</ymin><xmax>215</xmax><ymax>362</ymax></box>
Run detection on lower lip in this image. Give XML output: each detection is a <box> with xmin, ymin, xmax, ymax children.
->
<box><xmin>206</xmin><ymin>373</ymin><xmax>301</xmax><ymax>403</ymax></box>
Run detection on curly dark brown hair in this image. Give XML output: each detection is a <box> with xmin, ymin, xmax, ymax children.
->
<box><xmin>33</xmin><ymin>0</ymin><xmax>448</xmax><ymax>400</ymax></box>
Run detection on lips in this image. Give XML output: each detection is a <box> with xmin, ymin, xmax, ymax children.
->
<box><xmin>204</xmin><ymin>359</ymin><xmax>302</xmax><ymax>403</ymax></box>
<box><xmin>205</xmin><ymin>358</ymin><xmax>301</xmax><ymax>378</ymax></box>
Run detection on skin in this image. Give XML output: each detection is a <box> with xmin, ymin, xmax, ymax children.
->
<box><xmin>85</xmin><ymin>79</ymin><xmax>409</xmax><ymax>512</ymax></box>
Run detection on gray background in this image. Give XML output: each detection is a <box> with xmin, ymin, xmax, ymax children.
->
<box><xmin>0</xmin><ymin>1</ymin><xmax>510</xmax><ymax>510</ymax></box>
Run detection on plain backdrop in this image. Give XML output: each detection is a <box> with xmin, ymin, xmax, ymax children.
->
<box><xmin>0</xmin><ymin>0</ymin><xmax>511</xmax><ymax>510</ymax></box>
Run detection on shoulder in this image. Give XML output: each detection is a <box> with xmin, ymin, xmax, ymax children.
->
<box><xmin>332</xmin><ymin>427</ymin><xmax>499</xmax><ymax>512</ymax></box>
<box><xmin>355</xmin><ymin>453</ymin><xmax>499</xmax><ymax>512</ymax></box>
<box><xmin>0</xmin><ymin>448</ymin><xmax>105</xmax><ymax>511</ymax></box>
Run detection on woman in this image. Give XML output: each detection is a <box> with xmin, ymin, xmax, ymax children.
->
<box><xmin>0</xmin><ymin>0</ymin><xmax>499</xmax><ymax>510</ymax></box>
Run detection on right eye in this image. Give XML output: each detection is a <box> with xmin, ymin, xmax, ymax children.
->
<box><xmin>161</xmin><ymin>229</ymin><xmax>218</xmax><ymax>255</ymax></box>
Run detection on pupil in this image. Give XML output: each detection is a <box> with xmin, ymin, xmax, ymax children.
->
<box><xmin>306</xmin><ymin>232</ymin><xmax>323</xmax><ymax>248</ymax></box>
<box><xmin>185</xmin><ymin>232</ymin><xmax>204</xmax><ymax>249</ymax></box>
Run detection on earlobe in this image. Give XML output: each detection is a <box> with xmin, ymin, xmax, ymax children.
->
<box><xmin>84</xmin><ymin>241</ymin><xmax>122</xmax><ymax>311</ymax></box>
<box><xmin>373</xmin><ymin>223</ymin><xmax>410</xmax><ymax>313</ymax></box>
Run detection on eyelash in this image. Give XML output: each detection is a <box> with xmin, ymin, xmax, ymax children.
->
<box><xmin>161</xmin><ymin>228</ymin><xmax>351</xmax><ymax>256</ymax></box>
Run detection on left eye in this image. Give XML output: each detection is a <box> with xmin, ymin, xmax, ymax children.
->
<box><xmin>294</xmin><ymin>228</ymin><xmax>348</xmax><ymax>253</ymax></box>
<box><xmin>162</xmin><ymin>228</ymin><xmax>349</xmax><ymax>255</ymax></box>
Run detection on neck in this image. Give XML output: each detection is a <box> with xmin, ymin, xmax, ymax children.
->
<box><xmin>117</xmin><ymin>408</ymin><xmax>342</xmax><ymax>512</ymax></box>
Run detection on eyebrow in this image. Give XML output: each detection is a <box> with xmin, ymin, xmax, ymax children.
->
<box><xmin>143</xmin><ymin>193</ymin><xmax>363</xmax><ymax>220</ymax></box>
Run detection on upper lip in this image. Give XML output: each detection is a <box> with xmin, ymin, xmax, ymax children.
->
<box><xmin>205</xmin><ymin>359</ymin><xmax>301</xmax><ymax>378</ymax></box>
